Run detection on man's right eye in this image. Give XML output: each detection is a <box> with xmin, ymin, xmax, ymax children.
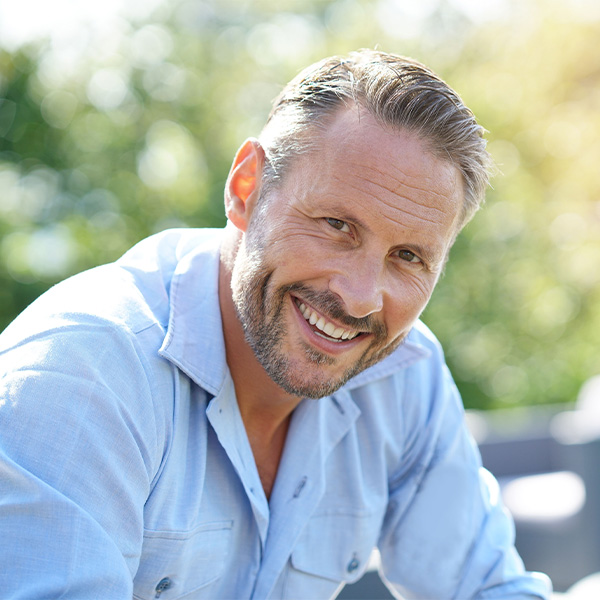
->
<box><xmin>326</xmin><ymin>218</ymin><xmax>351</xmax><ymax>233</ymax></box>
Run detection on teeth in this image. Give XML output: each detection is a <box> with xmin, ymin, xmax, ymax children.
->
<box><xmin>295</xmin><ymin>299</ymin><xmax>359</xmax><ymax>341</ymax></box>
<box><xmin>323</xmin><ymin>322</ymin><xmax>335</xmax><ymax>336</ymax></box>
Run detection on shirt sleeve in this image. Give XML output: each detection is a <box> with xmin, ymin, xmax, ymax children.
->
<box><xmin>0</xmin><ymin>314</ymin><xmax>165</xmax><ymax>599</ymax></box>
<box><xmin>376</xmin><ymin>336</ymin><xmax>553</xmax><ymax>599</ymax></box>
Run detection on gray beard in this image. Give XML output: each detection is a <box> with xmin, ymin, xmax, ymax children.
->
<box><xmin>230</xmin><ymin>244</ymin><xmax>404</xmax><ymax>399</ymax></box>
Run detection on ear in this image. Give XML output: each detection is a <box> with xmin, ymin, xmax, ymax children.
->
<box><xmin>225</xmin><ymin>138</ymin><xmax>265</xmax><ymax>232</ymax></box>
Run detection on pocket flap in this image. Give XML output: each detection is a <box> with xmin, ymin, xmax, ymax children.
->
<box><xmin>290</xmin><ymin>512</ymin><xmax>380</xmax><ymax>584</ymax></box>
<box><xmin>133</xmin><ymin>520</ymin><xmax>233</xmax><ymax>599</ymax></box>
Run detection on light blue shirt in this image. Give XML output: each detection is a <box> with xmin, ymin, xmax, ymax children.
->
<box><xmin>0</xmin><ymin>228</ymin><xmax>551</xmax><ymax>599</ymax></box>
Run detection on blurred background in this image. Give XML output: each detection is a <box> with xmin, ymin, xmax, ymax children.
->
<box><xmin>1</xmin><ymin>0</ymin><xmax>599</xmax><ymax>413</ymax></box>
<box><xmin>2</xmin><ymin>0</ymin><xmax>600</xmax><ymax>593</ymax></box>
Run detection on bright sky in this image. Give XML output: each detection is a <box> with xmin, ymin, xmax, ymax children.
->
<box><xmin>0</xmin><ymin>0</ymin><xmax>167</xmax><ymax>51</ymax></box>
<box><xmin>0</xmin><ymin>0</ymin><xmax>598</xmax><ymax>54</ymax></box>
<box><xmin>0</xmin><ymin>0</ymin><xmax>515</xmax><ymax>53</ymax></box>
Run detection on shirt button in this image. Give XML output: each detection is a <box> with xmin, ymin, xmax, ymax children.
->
<box><xmin>293</xmin><ymin>476</ymin><xmax>307</xmax><ymax>498</ymax></box>
<box><xmin>347</xmin><ymin>554</ymin><xmax>360</xmax><ymax>573</ymax></box>
<box><xmin>155</xmin><ymin>577</ymin><xmax>173</xmax><ymax>598</ymax></box>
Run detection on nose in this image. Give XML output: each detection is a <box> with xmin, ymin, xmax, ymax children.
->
<box><xmin>328</xmin><ymin>260</ymin><xmax>385</xmax><ymax>319</ymax></box>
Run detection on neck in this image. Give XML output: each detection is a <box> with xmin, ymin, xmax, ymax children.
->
<box><xmin>218</xmin><ymin>232</ymin><xmax>301</xmax><ymax>497</ymax></box>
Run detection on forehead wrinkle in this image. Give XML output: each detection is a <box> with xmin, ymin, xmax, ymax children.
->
<box><xmin>350</xmin><ymin>161</ymin><xmax>459</xmax><ymax>213</ymax></box>
<box><xmin>341</xmin><ymin>177</ymin><xmax>446</xmax><ymax>227</ymax></box>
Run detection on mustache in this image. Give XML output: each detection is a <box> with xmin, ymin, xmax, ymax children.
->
<box><xmin>284</xmin><ymin>283</ymin><xmax>387</xmax><ymax>338</ymax></box>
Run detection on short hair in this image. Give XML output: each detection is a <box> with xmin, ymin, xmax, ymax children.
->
<box><xmin>259</xmin><ymin>49</ymin><xmax>492</xmax><ymax>228</ymax></box>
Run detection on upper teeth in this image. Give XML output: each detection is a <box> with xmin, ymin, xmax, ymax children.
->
<box><xmin>296</xmin><ymin>300</ymin><xmax>359</xmax><ymax>341</ymax></box>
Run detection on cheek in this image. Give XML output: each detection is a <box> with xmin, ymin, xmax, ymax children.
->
<box><xmin>404</xmin><ymin>271</ymin><xmax>438</xmax><ymax>304</ymax></box>
<box><xmin>386</xmin><ymin>277</ymin><xmax>437</xmax><ymax>329</ymax></box>
<box><xmin>273</xmin><ymin>240</ymin><xmax>335</xmax><ymax>281</ymax></box>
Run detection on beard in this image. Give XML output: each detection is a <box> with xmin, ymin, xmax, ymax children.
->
<box><xmin>230</xmin><ymin>235</ymin><xmax>406</xmax><ymax>399</ymax></box>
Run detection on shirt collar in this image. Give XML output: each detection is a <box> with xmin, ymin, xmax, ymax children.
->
<box><xmin>158</xmin><ymin>229</ymin><xmax>229</xmax><ymax>396</ymax></box>
<box><xmin>158</xmin><ymin>229</ymin><xmax>431</xmax><ymax>396</ymax></box>
<box><xmin>340</xmin><ymin>329</ymin><xmax>431</xmax><ymax>391</ymax></box>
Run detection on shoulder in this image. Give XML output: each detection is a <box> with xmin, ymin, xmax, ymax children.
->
<box><xmin>0</xmin><ymin>230</ymin><xmax>223</xmax><ymax>463</ymax></box>
<box><xmin>1</xmin><ymin>228</ymin><xmax>222</xmax><ymax>345</ymax></box>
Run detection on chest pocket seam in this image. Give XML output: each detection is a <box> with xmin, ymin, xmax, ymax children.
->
<box><xmin>290</xmin><ymin>511</ymin><xmax>383</xmax><ymax>584</ymax></box>
<box><xmin>133</xmin><ymin>520</ymin><xmax>233</xmax><ymax>600</ymax></box>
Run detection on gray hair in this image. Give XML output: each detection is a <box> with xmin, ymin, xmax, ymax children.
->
<box><xmin>259</xmin><ymin>49</ymin><xmax>492</xmax><ymax>228</ymax></box>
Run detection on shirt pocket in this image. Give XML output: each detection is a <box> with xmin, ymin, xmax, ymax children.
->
<box><xmin>286</xmin><ymin>510</ymin><xmax>382</xmax><ymax>598</ymax></box>
<box><xmin>132</xmin><ymin>520</ymin><xmax>233</xmax><ymax>600</ymax></box>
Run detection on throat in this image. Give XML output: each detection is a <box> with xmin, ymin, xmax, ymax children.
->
<box><xmin>256</xmin><ymin>458</ymin><xmax>280</xmax><ymax>501</ymax></box>
<box><xmin>245</xmin><ymin>413</ymin><xmax>292</xmax><ymax>501</ymax></box>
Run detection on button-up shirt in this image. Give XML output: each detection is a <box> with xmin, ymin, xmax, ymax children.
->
<box><xmin>0</xmin><ymin>228</ymin><xmax>551</xmax><ymax>599</ymax></box>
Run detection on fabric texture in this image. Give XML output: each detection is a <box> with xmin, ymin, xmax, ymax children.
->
<box><xmin>0</xmin><ymin>228</ymin><xmax>551</xmax><ymax>599</ymax></box>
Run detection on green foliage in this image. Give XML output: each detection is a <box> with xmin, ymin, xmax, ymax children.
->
<box><xmin>1</xmin><ymin>0</ymin><xmax>599</xmax><ymax>409</ymax></box>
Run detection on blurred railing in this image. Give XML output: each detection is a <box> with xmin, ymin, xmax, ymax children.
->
<box><xmin>471</xmin><ymin>376</ymin><xmax>600</xmax><ymax>593</ymax></box>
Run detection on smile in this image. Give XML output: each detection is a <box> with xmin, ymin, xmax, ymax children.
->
<box><xmin>294</xmin><ymin>298</ymin><xmax>360</xmax><ymax>342</ymax></box>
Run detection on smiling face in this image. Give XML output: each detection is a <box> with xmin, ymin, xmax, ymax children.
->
<box><xmin>229</xmin><ymin>109</ymin><xmax>463</xmax><ymax>399</ymax></box>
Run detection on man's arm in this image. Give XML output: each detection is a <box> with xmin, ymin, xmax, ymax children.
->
<box><xmin>0</xmin><ymin>316</ymin><xmax>162</xmax><ymax>598</ymax></box>
<box><xmin>376</xmin><ymin>334</ymin><xmax>552</xmax><ymax>599</ymax></box>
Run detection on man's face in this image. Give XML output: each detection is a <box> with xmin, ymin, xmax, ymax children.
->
<box><xmin>230</xmin><ymin>109</ymin><xmax>463</xmax><ymax>399</ymax></box>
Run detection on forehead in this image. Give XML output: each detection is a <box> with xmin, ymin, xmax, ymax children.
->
<box><xmin>284</xmin><ymin>108</ymin><xmax>464</xmax><ymax>238</ymax></box>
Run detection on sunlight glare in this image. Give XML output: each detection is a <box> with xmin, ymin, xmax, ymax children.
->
<box><xmin>0</xmin><ymin>0</ymin><xmax>167</xmax><ymax>51</ymax></box>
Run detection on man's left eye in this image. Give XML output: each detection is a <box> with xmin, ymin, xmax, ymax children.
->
<box><xmin>326</xmin><ymin>218</ymin><xmax>351</xmax><ymax>233</ymax></box>
<box><xmin>398</xmin><ymin>250</ymin><xmax>421</xmax><ymax>264</ymax></box>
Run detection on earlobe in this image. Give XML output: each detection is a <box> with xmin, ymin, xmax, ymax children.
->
<box><xmin>225</xmin><ymin>138</ymin><xmax>265</xmax><ymax>232</ymax></box>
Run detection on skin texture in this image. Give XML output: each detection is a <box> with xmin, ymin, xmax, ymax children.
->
<box><xmin>219</xmin><ymin>107</ymin><xmax>464</xmax><ymax>497</ymax></box>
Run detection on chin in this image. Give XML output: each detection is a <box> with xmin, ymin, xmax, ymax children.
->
<box><xmin>266</xmin><ymin>356</ymin><xmax>360</xmax><ymax>400</ymax></box>
<box><xmin>274</xmin><ymin>376</ymin><xmax>346</xmax><ymax>400</ymax></box>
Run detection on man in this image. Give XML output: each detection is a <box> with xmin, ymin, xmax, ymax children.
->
<box><xmin>0</xmin><ymin>50</ymin><xmax>550</xmax><ymax>598</ymax></box>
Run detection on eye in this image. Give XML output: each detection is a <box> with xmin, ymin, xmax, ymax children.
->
<box><xmin>326</xmin><ymin>218</ymin><xmax>351</xmax><ymax>233</ymax></box>
<box><xmin>397</xmin><ymin>249</ymin><xmax>422</xmax><ymax>264</ymax></box>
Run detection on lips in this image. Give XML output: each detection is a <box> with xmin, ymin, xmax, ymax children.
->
<box><xmin>294</xmin><ymin>298</ymin><xmax>360</xmax><ymax>342</ymax></box>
